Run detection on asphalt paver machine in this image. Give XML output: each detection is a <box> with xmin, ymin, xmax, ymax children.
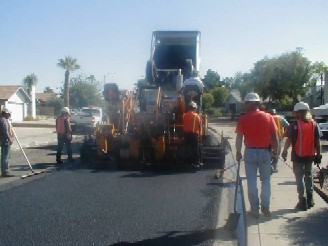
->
<box><xmin>80</xmin><ymin>31</ymin><xmax>226</xmax><ymax>167</ymax></box>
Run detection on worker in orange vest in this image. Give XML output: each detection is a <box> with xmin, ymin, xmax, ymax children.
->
<box><xmin>282</xmin><ymin>102</ymin><xmax>322</xmax><ymax>211</ymax></box>
<box><xmin>268</xmin><ymin>109</ymin><xmax>289</xmax><ymax>173</ymax></box>
<box><xmin>183</xmin><ymin>101</ymin><xmax>202</xmax><ymax>167</ymax></box>
<box><xmin>56</xmin><ymin>107</ymin><xmax>74</xmax><ymax>164</ymax></box>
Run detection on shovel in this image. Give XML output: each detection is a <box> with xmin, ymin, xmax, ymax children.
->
<box><xmin>224</xmin><ymin>159</ymin><xmax>241</xmax><ymax>230</ymax></box>
<box><xmin>214</xmin><ymin>162</ymin><xmax>237</xmax><ymax>179</ymax></box>
<box><xmin>316</xmin><ymin>163</ymin><xmax>325</xmax><ymax>189</ymax></box>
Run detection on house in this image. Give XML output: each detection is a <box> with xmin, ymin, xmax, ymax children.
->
<box><xmin>224</xmin><ymin>89</ymin><xmax>243</xmax><ymax>115</ymax></box>
<box><xmin>0</xmin><ymin>85</ymin><xmax>31</xmax><ymax>122</ymax></box>
<box><xmin>36</xmin><ymin>92</ymin><xmax>56</xmax><ymax>106</ymax></box>
<box><xmin>36</xmin><ymin>92</ymin><xmax>56</xmax><ymax>116</ymax></box>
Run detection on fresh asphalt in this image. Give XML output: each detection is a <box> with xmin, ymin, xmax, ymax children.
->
<box><xmin>0</xmin><ymin>159</ymin><xmax>232</xmax><ymax>245</ymax></box>
<box><xmin>0</xmin><ymin>121</ymin><xmax>241</xmax><ymax>246</ymax></box>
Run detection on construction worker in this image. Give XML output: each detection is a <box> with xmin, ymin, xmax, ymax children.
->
<box><xmin>236</xmin><ymin>92</ymin><xmax>278</xmax><ymax>218</ymax></box>
<box><xmin>268</xmin><ymin>109</ymin><xmax>290</xmax><ymax>173</ymax></box>
<box><xmin>0</xmin><ymin>108</ymin><xmax>14</xmax><ymax>177</ymax></box>
<box><xmin>56</xmin><ymin>107</ymin><xmax>74</xmax><ymax>164</ymax></box>
<box><xmin>183</xmin><ymin>101</ymin><xmax>202</xmax><ymax>167</ymax></box>
<box><xmin>282</xmin><ymin>102</ymin><xmax>322</xmax><ymax>211</ymax></box>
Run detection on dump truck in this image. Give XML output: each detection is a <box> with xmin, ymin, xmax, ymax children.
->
<box><xmin>80</xmin><ymin>31</ymin><xmax>226</xmax><ymax>167</ymax></box>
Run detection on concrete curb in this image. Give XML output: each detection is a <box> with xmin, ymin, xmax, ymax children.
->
<box><xmin>12</xmin><ymin>123</ymin><xmax>55</xmax><ymax>128</ymax></box>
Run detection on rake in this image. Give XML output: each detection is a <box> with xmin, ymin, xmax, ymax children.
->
<box><xmin>11</xmin><ymin>126</ymin><xmax>45</xmax><ymax>179</ymax></box>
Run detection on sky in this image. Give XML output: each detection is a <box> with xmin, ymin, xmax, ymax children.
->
<box><xmin>1</xmin><ymin>0</ymin><xmax>328</xmax><ymax>93</ymax></box>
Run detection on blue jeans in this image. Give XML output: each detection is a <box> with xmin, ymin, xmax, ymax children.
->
<box><xmin>1</xmin><ymin>143</ymin><xmax>11</xmax><ymax>175</ymax></box>
<box><xmin>244</xmin><ymin>148</ymin><xmax>272</xmax><ymax>211</ymax></box>
<box><xmin>293</xmin><ymin>161</ymin><xmax>313</xmax><ymax>198</ymax></box>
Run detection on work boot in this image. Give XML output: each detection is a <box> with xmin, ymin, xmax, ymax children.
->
<box><xmin>56</xmin><ymin>154</ymin><xmax>62</xmax><ymax>164</ymax></box>
<box><xmin>261</xmin><ymin>206</ymin><xmax>272</xmax><ymax>217</ymax></box>
<box><xmin>307</xmin><ymin>192</ymin><xmax>315</xmax><ymax>209</ymax></box>
<box><xmin>295</xmin><ymin>197</ymin><xmax>308</xmax><ymax>211</ymax></box>
<box><xmin>2</xmin><ymin>172</ymin><xmax>15</xmax><ymax>177</ymax></box>
<box><xmin>247</xmin><ymin>210</ymin><xmax>259</xmax><ymax>219</ymax></box>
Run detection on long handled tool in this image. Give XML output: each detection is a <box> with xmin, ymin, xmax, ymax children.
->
<box><xmin>316</xmin><ymin>163</ymin><xmax>325</xmax><ymax>189</ymax></box>
<box><xmin>214</xmin><ymin>162</ymin><xmax>237</xmax><ymax>179</ymax></box>
<box><xmin>11</xmin><ymin>126</ymin><xmax>45</xmax><ymax>179</ymax></box>
<box><xmin>224</xmin><ymin>159</ymin><xmax>241</xmax><ymax>230</ymax></box>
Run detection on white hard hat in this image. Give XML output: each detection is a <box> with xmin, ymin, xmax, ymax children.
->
<box><xmin>244</xmin><ymin>92</ymin><xmax>261</xmax><ymax>102</ymax></box>
<box><xmin>188</xmin><ymin>101</ymin><xmax>197</xmax><ymax>109</ymax></box>
<box><xmin>293</xmin><ymin>102</ymin><xmax>310</xmax><ymax>111</ymax></box>
<box><xmin>61</xmin><ymin>107</ymin><xmax>70</xmax><ymax>114</ymax></box>
<box><xmin>2</xmin><ymin>107</ymin><xmax>12</xmax><ymax>114</ymax></box>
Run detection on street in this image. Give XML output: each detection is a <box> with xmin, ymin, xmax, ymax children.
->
<box><xmin>0</xmin><ymin>123</ymin><xmax>241</xmax><ymax>246</ymax></box>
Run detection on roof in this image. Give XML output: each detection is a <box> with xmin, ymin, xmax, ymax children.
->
<box><xmin>226</xmin><ymin>89</ymin><xmax>242</xmax><ymax>102</ymax></box>
<box><xmin>36</xmin><ymin>93</ymin><xmax>56</xmax><ymax>102</ymax></box>
<box><xmin>0</xmin><ymin>85</ymin><xmax>30</xmax><ymax>101</ymax></box>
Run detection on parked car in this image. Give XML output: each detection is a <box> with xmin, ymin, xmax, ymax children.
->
<box><xmin>70</xmin><ymin>107</ymin><xmax>103</xmax><ymax>134</ymax></box>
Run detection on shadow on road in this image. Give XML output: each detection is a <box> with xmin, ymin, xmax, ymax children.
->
<box><xmin>109</xmin><ymin>227</ymin><xmax>236</xmax><ymax>246</ymax></box>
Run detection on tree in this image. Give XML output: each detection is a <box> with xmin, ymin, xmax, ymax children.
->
<box><xmin>210</xmin><ymin>86</ymin><xmax>229</xmax><ymax>107</ymax></box>
<box><xmin>276</xmin><ymin>49</ymin><xmax>312</xmax><ymax>106</ymax></box>
<box><xmin>68</xmin><ymin>74</ymin><xmax>105</xmax><ymax>109</ymax></box>
<box><xmin>44</xmin><ymin>87</ymin><xmax>55</xmax><ymax>93</ymax></box>
<box><xmin>46</xmin><ymin>96</ymin><xmax>64</xmax><ymax>116</ymax></box>
<box><xmin>203</xmin><ymin>69</ymin><xmax>222</xmax><ymax>89</ymax></box>
<box><xmin>57</xmin><ymin>56</ymin><xmax>80</xmax><ymax>108</ymax></box>
<box><xmin>23</xmin><ymin>73</ymin><xmax>38</xmax><ymax>118</ymax></box>
<box><xmin>202</xmin><ymin>92</ymin><xmax>214</xmax><ymax>110</ymax></box>
<box><xmin>237</xmin><ymin>49</ymin><xmax>312</xmax><ymax>108</ymax></box>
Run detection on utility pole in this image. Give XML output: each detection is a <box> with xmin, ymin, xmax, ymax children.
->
<box><xmin>321</xmin><ymin>73</ymin><xmax>324</xmax><ymax>105</ymax></box>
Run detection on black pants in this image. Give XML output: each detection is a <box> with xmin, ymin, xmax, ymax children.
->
<box><xmin>56</xmin><ymin>135</ymin><xmax>73</xmax><ymax>161</ymax></box>
<box><xmin>184</xmin><ymin>133</ymin><xmax>199</xmax><ymax>164</ymax></box>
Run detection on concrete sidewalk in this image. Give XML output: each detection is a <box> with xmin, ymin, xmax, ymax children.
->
<box><xmin>12</xmin><ymin>118</ymin><xmax>56</xmax><ymax>128</ymax></box>
<box><xmin>219</xmin><ymin>121</ymin><xmax>328</xmax><ymax>246</ymax></box>
<box><xmin>240</xmin><ymin>158</ymin><xmax>328</xmax><ymax>246</ymax></box>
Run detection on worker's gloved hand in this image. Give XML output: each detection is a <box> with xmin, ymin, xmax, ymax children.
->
<box><xmin>272</xmin><ymin>153</ymin><xmax>278</xmax><ymax>163</ymax></box>
<box><xmin>314</xmin><ymin>154</ymin><xmax>322</xmax><ymax>164</ymax></box>
<box><xmin>236</xmin><ymin>152</ymin><xmax>242</xmax><ymax>162</ymax></box>
<box><xmin>281</xmin><ymin>150</ymin><xmax>287</xmax><ymax>162</ymax></box>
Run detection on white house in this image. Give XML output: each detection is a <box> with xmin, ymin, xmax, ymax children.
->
<box><xmin>0</xmin><ymin>85</ymin><xmax>31</xmax><ymax>122</ymax></box>
<box><xmin>225</xmin><ymin>89</ymin><xmax>243</xmax><ymax>114</ymax></box>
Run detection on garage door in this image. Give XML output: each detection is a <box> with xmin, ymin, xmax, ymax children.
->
<box><xmin>7</xmin><ymin>103</ymin><xmax>24</xmax><ymax>122</ymax></box>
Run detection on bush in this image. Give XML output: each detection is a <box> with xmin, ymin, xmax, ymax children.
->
<box><xmin>205</xmin><ymin>107</ymin><xmax>222</xmax><ymax>117</ymax></box>
<box><xmin>24</xmin><ymin>116</ymin><xmax>34</xmax><ymax>121</ymax></box>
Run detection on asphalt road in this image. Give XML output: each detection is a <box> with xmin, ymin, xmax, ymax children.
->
<box><xmin>0</xmin><ymin>124</ymin><xmax>239</xmax><ymax>246</ymax></box>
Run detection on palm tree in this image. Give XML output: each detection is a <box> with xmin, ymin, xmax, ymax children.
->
<box><xmin>23</xmin><ymin>73</ymin><xmax>38</xmax><ymax>118</ymax></box>
<box><xmin>57</xmin><ymin>56</ymin><xmax>80</xmax><ymax>107</ymax></box>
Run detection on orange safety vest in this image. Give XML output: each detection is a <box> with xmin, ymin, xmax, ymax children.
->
<box><xmin>183</xmin><ymin>111</ymin><xmax>201</xmax><ymax>135</ymax></box>
<box><xmin>274</xmin><ymin>115</ymin><xmax>284</xmax><ymax>138</ymax></box>
<box><xmin>56</xmin><ymin>116</ymin><xmax>66</xmax><ymax>135</ymax></box>
<box><xmin>294</xmin><ymin>120</ymin><xmax>315</xmax><ymax>157</ymax></box>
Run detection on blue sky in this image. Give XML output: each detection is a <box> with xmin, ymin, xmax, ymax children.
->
<box><xmin>1</xmin><ymin>0</ymin><xmax>328</xmax><ymax>92</ymax></box>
